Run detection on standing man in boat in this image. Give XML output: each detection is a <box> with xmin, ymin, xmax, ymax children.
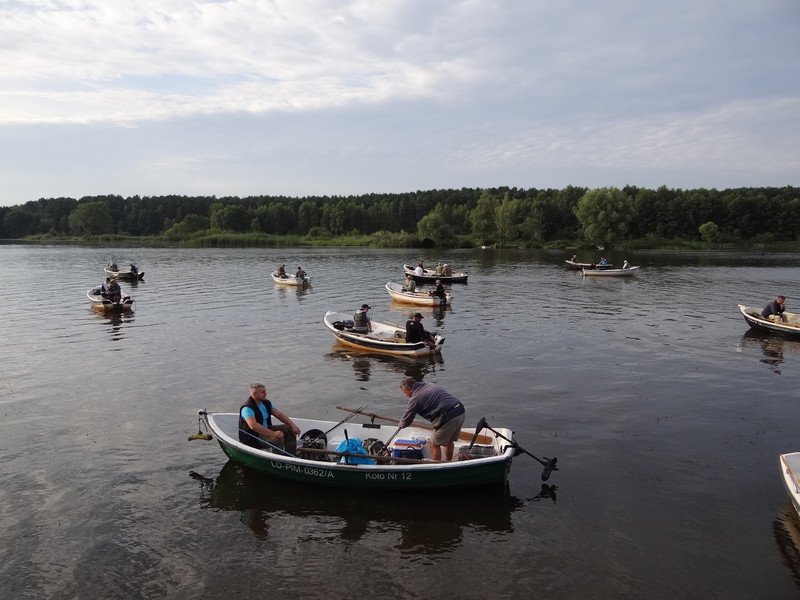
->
<box><xmin>405</xmin><ymin>312</ymin><xmax>435</xmax><ymax>349</ymax></box>
<box><xmin>239</xmin><ymin>382</ymin><xmax>300</xmax><ymax>455</ymax></box>
<box><xmin>352</xmin><ymin>304</ymin><xmax>372</xmax><ymax>333</ymax></box>
<box><xmin>398</xmin><ymin>378</ymin><xmax>466</xmax><ymax>462</ymax></box>
<box><xmin>762</xmin><ymin>295</ymin><xmax>787</xmax><ymax>322</ymax></box>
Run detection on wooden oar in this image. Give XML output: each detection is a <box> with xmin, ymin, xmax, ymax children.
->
<box><xmin>335</xmin><ymin>405</ymin><xmax>494</xmax><ymax>445</ymax></box>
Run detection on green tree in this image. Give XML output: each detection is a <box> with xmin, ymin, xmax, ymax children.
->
<box><xmin>68</xmin><ymin>201</ymin><xmax>113</xmax><ymax>236</ymax></box>
<box><xmin>417</xmin><ymin>204</ymin><xmax>454</xmax><ymax>245</ymax></box>
<box><xmin>574</xmin><ymin>187</ymin><xmax>634</xmax><ymax>249</ymax></box>
<box><xmin>495</xmin><ymin>196</ymin><xmax>520</xmax><ymax>247</ymax></box>
<box><xmin>699</xmin><ymin>221</ymin><xmax>720</xmax><ymax>244</ymax></box>
<box><xmin>470</xmin><ymin>190</ymin><xmax>497</xmax><ymax>243</ymax></box>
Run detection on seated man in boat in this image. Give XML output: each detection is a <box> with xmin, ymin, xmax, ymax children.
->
<box><xmin>352</xmin><ymin>304</ymin><xmax>372</xmax><ymax>333</ymax></box>
<box><xmin>441</xmin><ymin>263</ymin><xmax>453</xmax><ymax>277</ymax></box>
<box><xmin>622</xmin><ymin>260</ymin><xmax>629</xmax><ymax>269</ymax></box>
<box><xmin>398</xmin><ymin>378</ymin><xmax>466</xmax><ymax>462</ymax></box>
<box><xmin>239</xmin><ymin>382</ymin><xmax>300</xmax><ymax>454</ymax></box>
<box><xmin>570</xmin><ymin>254</ymin><xmax>578</xmax><ymax>262</ymax></box>
<box><xmin>761</xmin><ymin>295</ymin><xmax>787</xmax><ymax>322</ymax></box>
<box><xmin>435</xmin><ymin>262</ymin><xmax>443</xmax><ymax>275</ymax></box>
<box><xmin>403</xmin><ymin>274</ymin><xmax>417</xmax><ymax>293</ymax></box>
<box><xmin>295</xmin><ymin>266</ymin><xmax>306</xmax><ymax>280</ymax></box>
<box><xmin>107</xmin><ymin>279</ymin><xmax>122</xmax><ymax>303</ymax></box>
<box><xmin>405</xmin><ymin>312</ymin><xmax>435</xmax><ymax>348</ymax></box>
<box><xmin>428</xmin><ymin>279</ymin><xmax>446</xmax><ymax>301</ymax></box>
<box><xmin>598</xmin><ymin>257</ymin><xmax>609</xmax><ymax>266</ymax></box>
<box><xmin>100</xmin><ymin>277</ymin><xmax>111</xmax><ymax>297</ymax></box>
<box><xmin>277</xmin><ymin>264</ymin><xmax>288</xmax><ymax>277</ymax></box>
<box><xmin>414</xmin><ymin>262</ymin><xmax>424</xmax><ymax>277</ymax></box>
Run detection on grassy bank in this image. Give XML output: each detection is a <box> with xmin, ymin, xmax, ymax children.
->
<box><xmin>13</xmin><ymin>231</ymin><xmax>800</xmax><ymax>251</ymax></box>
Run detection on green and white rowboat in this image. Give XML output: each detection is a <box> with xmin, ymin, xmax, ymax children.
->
<box><xmin>199</xmin><ymin>411</ymin><xmax>515</xmax><ymax>490</ymax></box>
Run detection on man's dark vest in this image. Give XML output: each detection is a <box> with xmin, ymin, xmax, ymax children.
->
<box><xmin>239</xmin><ymin>397</ymin><xmax>273</xmax><ymax>448</ymax></box>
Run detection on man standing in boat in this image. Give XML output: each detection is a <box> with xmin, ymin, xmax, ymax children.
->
<box><xmin>762</xmin><ymin>295</ymin><xmax>787</xmax><ymax>322</ymax></box>
<box><xmin>239</xmin><ymin>382</ymin><xmax>300</xmax><ymax>455</ymax></box>
<box><xmin>397</xmin><ymin>378</ymin><xmax>466</xmax><ymax>462</ymax></box>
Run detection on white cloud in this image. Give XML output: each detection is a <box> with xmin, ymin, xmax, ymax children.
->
<box><xmin>0</xmin><ymin>0</ymin><xmax>798</xmax><ymax>204</ymax></box>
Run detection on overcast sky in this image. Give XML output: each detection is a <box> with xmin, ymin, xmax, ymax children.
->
<box><xmin>0</xmin><ymin>0</ymin><xmax>798</xmax><ymax>207</ymax></box>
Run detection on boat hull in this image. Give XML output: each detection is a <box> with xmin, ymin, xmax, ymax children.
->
<box><xmin>104</xmin><ymin>267</ymin><xmax>144</xmax><ymax>280</ymax></box>
<box><xmin>739</xmin><ymin>305</ymin><xmax>800</xmax><ymax>338</ymax></box>
<box><xmin>203</xmin><ymin>413</ymin><xmax>513</xmax><ymax>490</ymax></box>
<box><xmin>781</xmin><ymin>453</ymin><xmax>800</xmax><ymax>518</ymax></box>
<box><xmin>403</xmin><ymin>265</ymin><xmax>468</xmax><ymax>284</ymax></box>
<box><xmin>271</xmin><ymin>272</ymin><xmax>310</xmax><ymax>286</ymax></box>
<box><xmin>87</xmin><ymin>288</ymin><xmax>134</xmax><ymax>312</ymax></box>
<box><xmin>323</xmin><ymin>311</ymin><xmax>443</xmax><ymax>356</ymax></box>
<box><xmin>565</xmin><ymin>260</ymin><xmax>613</xmax><ymax>270</ymax></box>
<box><xmin>582</xmin><ymin>266</ymin><xmax>639</xmax><ymax>277</ymax></box>
<box><xmin>385</xmin><ymin>282</ymin><xmax>451</xmax><ymax>306</ymax></box>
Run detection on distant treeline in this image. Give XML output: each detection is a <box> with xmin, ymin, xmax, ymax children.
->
<box><xmin>1</xmin><ymin>185</ymin><xmax>798</xmax><ymax>248</ymax></box>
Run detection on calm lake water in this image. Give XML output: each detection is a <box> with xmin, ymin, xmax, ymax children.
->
<box><xmin>2</xmin><ymin>244</ymin><xmax>800</xmax><ymax>599</ymax></box>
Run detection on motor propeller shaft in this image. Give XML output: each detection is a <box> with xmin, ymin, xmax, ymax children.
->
<box><xmin>474</xmin><ymin>417</ymin><xmax>558</xmax><ymax>481</ymax></box>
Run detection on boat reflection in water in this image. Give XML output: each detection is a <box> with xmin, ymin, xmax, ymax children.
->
<box><xmin>773</xmin><ymin>505</ymin><xmax>800</xmax><ymax>593</ymax></box>
<box><xmin>190</xmin><ymin>461</ymin><xmax>523</xmax><ymax>549</ymax></box>
<box><xmin>737</xmin><ymin>330</ymin><xmax>800</xmax><ymax>375</ymax></box>
<box><xmin>91</xmin><ymin>310</ymin><xmax>134</xmax><ymax>344</ymax></box>
<box><xmin>325</xmin><ymin>346</ymin><xmax>444</xmax><ymax>381</ymax></box>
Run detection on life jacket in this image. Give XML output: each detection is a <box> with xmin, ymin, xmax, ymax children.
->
<box><xmin>353</xmin><ymin>310</ymin><xmax>369</xmax><ymax>331</ymax></box>
<box><xmin>239</xmin><ymin>397</ymin><xmax>273</xmax><ymax>447</ymax></box>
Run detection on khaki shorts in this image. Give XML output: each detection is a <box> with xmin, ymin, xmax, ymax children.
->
<box><xmin>431</xmin><ymin>413</ymin><xmax>465</xmax><ymax>446</ymax></box>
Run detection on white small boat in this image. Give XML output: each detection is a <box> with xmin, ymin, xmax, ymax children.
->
<box><xmin>385</xmin><ymin>281</ymin><xmax>452</xmax><ymax>306</ymax></box>
<box><xmin>582</xmin><ymin>266</ymin><xmax>639</xmax><ymax>277</ymax></box>
<box><xmin>739</xmin><ymin>305</ymin><xmax>800</xmax><ymax>338</ymax></box>
<box><xmin>104</xmin><ymin>261</ymin><xmax>144</xmax><ymax>280</ymax></box>
<box><xmin>565</xmin><ymin>259</ymin><xmax>613</xmax><ymax>270</ymax></box>
<box><xmin>403</xmin><ymin>264</ymin><xmax>468</xmax><ymax>284</ymax></box>
<box><xmin>271</xmin><ymin>271</ymin><xmax>310</xmax><ymax>286</ymax></box>
<box><xmin>87</xmin><ymin>286</ymin><xmax>134</xmax><ymax>312</ymax></box>
<box><xmin>323</xmin><ymin>311</ymin><xmax>444</xmax><ymax>356</ymax></box>
<box><xmin>781</xmin><ymin>453</ymin><xmax>800</xmax><ymax>518</ymax></box>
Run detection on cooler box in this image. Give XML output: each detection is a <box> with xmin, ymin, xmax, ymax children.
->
<box><xmin>392</xmin><ymin>439</ymin><xmax>425</xmax><ymax>459</ymax></box>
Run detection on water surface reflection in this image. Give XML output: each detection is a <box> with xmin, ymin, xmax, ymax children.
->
<box><xmin>325</xmin><ymin>348</ymin><xmax>444</xmax><ymax>381</ymax></box>
<box><xmin>773</xmin><ymin>506</ymin><xmax>800</xmax><ymax>593</ymax></box>
<box><xmin>191</xmin><ymin>461</ymin><xmax>522</xmax><ymax>550</ymax></box>
<box><xmin>737</xmin><ymin>330</ymin><xmax>800</xmax><ymax>375</ymax></box>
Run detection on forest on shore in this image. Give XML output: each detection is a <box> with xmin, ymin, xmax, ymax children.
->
<box><xmin>1</xmin><ymin>185</ymin><xmax>799</xmax><ymax>249</ymax></box>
